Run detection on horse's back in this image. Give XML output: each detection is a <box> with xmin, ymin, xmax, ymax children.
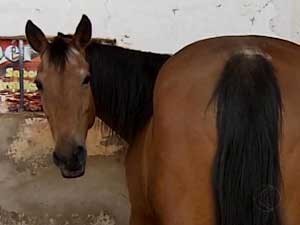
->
<box><xmin>151</xmin><ymin>36</ymin><xmax>300</xmax><ymax>225</ymax></box>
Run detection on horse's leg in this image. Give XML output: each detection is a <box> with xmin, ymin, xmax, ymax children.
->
<box><xmin>281</xmin><ymin>141</ymin><xmax>300</xmax><ymax>225</ymax></box>
<box><xmin>129</xmin><ymin>213</ymin><xmax>145</xmax><ymax>225</ymax></box>
<box><xmin>150</xmin><ymin>173</ymin><xmax>215</xmax><ymax>225</ymax></box>
<box><xmin>125</xmin><ymin>125</ymin><xmax>157</xmax><ymax>225</ymax></box>
<box><xmin>129</xmin><ymin>210</ymin><xmax>157</xmax><ymax>225</ymax></box>
<box><xmin>126</xmin><ymin>166</ymin><xmax>157</xmax><ymax>225</ymax></box>
<box><xmin>147</xmin><ymin>139</ymin><xmax>216</xmax><ymax>225</ymax></box>
<box><xmin>148</xmin><ymin>104</ymin><xmax>216</xmax><ymax>225</ymax></box>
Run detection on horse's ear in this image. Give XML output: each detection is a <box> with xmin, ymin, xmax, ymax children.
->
<box><xmin>25</xmin><ymin>20</ymin><xmax>48</xmax><ymax>53</ymax></box>
<box><xmin>74</xmin><ymin>14</ymin><xmax>92</xmax><ymax>49</ymax></box>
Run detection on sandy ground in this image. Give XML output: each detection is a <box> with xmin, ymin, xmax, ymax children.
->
<box><xmin>0</xmin><ymin>113</ymin><xmax>130</xmax><ymax>225</ymax></box>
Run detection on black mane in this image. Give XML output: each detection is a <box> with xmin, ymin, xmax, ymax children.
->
<box><xmin>86</xmin><ymin>42</ymin><xmax>170</xmax><ymax>143</ymax></box>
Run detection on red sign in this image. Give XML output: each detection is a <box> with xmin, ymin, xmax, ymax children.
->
<box><xmin>0</xmin><ymin>39</ymin><xmax>41</xmax><ymax>112</ymax></box>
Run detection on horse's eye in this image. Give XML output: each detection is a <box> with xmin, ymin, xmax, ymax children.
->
<box><xmin>82</xmin><ymin>76</ymin><xmax>90</xmax><ymax>85</ymax></box>
<box><xmin>35</xmin><ymin>80</ymin><xmax>43</xmax><ymax>91</ymax></box>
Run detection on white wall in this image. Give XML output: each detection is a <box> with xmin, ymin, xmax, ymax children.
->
<box><xmin>0</xmin><ymin>0</ymin><xmax>298</xmax><ymax>53</ymax></box>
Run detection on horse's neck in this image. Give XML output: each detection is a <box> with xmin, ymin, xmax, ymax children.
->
<box><xmin>86</xmin><ymin>42</ymin><xmax>170</xmax><ymax>143</ymax></box>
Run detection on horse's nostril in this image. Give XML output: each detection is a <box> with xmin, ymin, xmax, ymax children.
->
<box><xmin>74</xmin><ymin>145</ymin><xmax>86</xmax><ymax>162</ymax></box>
<box><xmin>53</xmin><ymin>152</ymin><xmax>64</xmax><ymax>167</ymax></box>
<box><xmin>53</xmin><ymin>152</ymin><xmax>59</xmax><ymax>161</ymax></box>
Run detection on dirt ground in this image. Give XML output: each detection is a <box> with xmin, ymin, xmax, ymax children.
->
<box><xmin>0</xmin><ymin>113</ymin><xmax>130</xmax><ymax>225</ymax></box>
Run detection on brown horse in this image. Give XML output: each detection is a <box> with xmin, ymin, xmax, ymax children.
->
<box><xmin>25</xmin><ymin>15</ymin><xmax>299</xmax><ymax>225</ymax></box>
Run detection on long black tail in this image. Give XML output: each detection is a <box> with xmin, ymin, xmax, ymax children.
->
<box><xmin>212</xmin><ymin>51</ymin><xmax>282</xmax><ymax>225</ymax></box>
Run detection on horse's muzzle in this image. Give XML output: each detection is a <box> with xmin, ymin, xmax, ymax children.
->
<box><xmin>53</xmin><ymin>146</ymin><xmax>87</xmax><ymax>179</ymax></box>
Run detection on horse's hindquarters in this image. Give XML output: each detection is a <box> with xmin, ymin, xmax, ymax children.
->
<box><xmin>149</xmin><ymin>36</ymin><xmax>300</xmax><ymax>225</ymax></box>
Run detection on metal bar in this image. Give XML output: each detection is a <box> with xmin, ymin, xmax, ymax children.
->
<box><xmin>18</xmin><ymin>40</ymin><xmax>24</xmax><ymax>112</ymax></box>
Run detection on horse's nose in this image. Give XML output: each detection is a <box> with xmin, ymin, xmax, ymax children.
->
<box><xmin>53</xmin><ymin>145</ymin><xmax>87</xmax><ymax>170</ymax></box>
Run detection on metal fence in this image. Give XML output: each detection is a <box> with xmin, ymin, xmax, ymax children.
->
<box><xmin>0</xmin><ymin>36</ymin><xmax>116</xmax><ymax>113</ymax></box>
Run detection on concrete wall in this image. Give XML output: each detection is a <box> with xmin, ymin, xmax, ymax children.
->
<box><xmin>0</xmin><ymin>0</ymin><xmax>298</xmax><ymax>53</ymax></box>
